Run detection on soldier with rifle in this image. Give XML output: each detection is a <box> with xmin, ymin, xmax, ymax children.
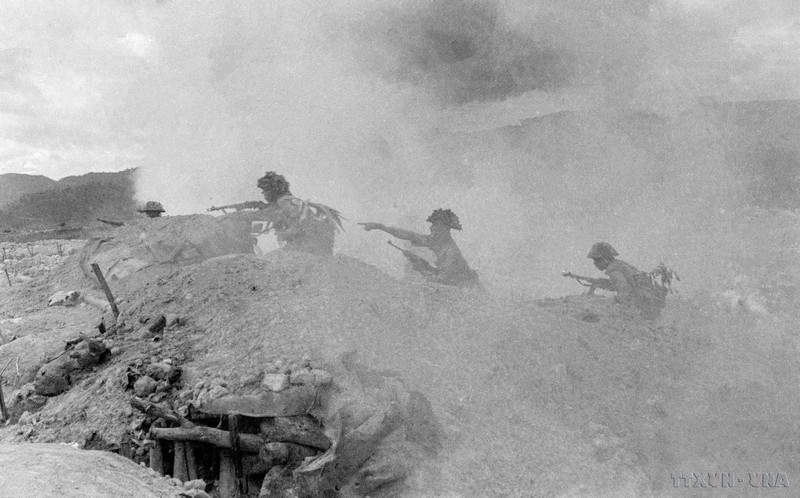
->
<box><xmin>564</xmin><ymin>242</ymin><xmax>676</xmax><ymax>319</ymax></box>
<box><xmin>360</xmin><ymin>208</ymin><xmax>479</xmax><ymax>288</ymax></box>
<box><xmin>210</xmin><ymin>171</ymin><xmax>344</xmax><ymax>256</ymax></box>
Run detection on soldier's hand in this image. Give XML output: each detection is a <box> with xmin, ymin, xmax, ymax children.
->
<box><xmin>358</xmin><ymin>222</ymin><xmax>383</xmax><ymax>231</ymax></box>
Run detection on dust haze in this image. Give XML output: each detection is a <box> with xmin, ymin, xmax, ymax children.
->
<box><xmin>111</xmin><ymin>0</ymin><xmax>797</xmax><ymax>299</ymax></box>
<box><xmin>4</xmin><ymin>2</ymin><xmax>800</xmax><ymax>496</ymax></box>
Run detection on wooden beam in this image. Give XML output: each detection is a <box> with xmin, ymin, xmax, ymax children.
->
<box><xmin>150</xmin><ymin>426</ymin><xmax>264</xmax><ymax>454</ymax></box>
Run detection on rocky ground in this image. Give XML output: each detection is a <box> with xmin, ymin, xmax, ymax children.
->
<box><xmin>0</xmin><ymin>215</ymin><xmax>799</xmax><ymax>497</ymax></box>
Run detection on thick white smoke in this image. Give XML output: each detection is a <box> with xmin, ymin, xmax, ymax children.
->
<box><xmin>11</xmin><ymin>0</ymin><xmax>789</xmax><ymax>297</ymax></box>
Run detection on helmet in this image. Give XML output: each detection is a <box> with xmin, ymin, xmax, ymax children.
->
<box><xmin>588</xmin><ymin>242</ymin><xmax>618</xmax><ymax>259</ymax></box>
<box><xmin>257</xmin><ymin>171</ymin><xmax>290</xmax><ymax>195</ymax></box>
<box><xmin>426</xmin><ymin>208</ymin><xmax>462</xmax><ymax>230</ymax></box>
<box><xmin>139</xmin><ymin>201</ymin><xmax>165</xmax><ymax>213</ymax></box>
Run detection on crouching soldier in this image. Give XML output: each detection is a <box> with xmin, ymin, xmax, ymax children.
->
<box><xmin>360</xmin><ymin>208</ymin><xmax>479</xmax><ymax>288</ymax></box>
<box><xmin>585</xmin><ymin>242</ymin><xmax>668</xmax><ymax>319</ymax></box>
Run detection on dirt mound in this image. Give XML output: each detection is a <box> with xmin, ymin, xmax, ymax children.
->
<box><xmin>0</xmin><ymin>443</ymin><xmax>179</xmax><ymax>497</ymax></box>
<box><xmin>61</xmin><ymin>251</ymin><xmax>661</xmax><ymax>496</ymax></box>
<box><xmin>81</xmin><ymin>214</ymin><xmax>253</xmax><ymax>283</ymax></box>
<box><xmin>2</xmin><ymin>239</ymin><xmax>800</xmax><ymax>497</ymax></box>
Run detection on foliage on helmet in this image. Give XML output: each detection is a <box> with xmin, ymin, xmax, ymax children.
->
<box><xmin>257</xmin><ymin>171</ymin><xmax>291</xmax><ymax>197</ymax></box>
<box><xmin>426</xmin><ymin>208</ymin><xmax>462</xmax><ymax>230</ymax></box>
<box><xmin>649</xmin><ymin>262</ymin><xmax>680</xmax><ymax>293</ymax></box>
<box><xmin>587</xmin><ymin>241</ymin><xmax>618</xmax><ymax>259</ymax></box>
<box><xmin>140</xmin><ymin>201</ymin><xmax>165</xmax><ymax>212</ymax></box>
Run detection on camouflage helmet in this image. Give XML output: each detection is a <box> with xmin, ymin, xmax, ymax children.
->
<box><xmin>426</xmin><ymin>208</ymin><xmax>462</xmax><ymax>230</ymax></box>
<box><xmin>257</xmin><ymin>171</ymin><xmax>290</xmax><ymax>196</ymax></box>
<box><xmin>139</xmin><ymin>201</ymin><xmax>165</xmax><ymax>213</ymax></box>
<box><xmin>588</xmin><ymin>241</ymin><xmax>618</xmax><ymax>260</ymax></box>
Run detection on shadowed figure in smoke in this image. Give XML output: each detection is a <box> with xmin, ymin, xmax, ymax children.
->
<box><xmin>586</xmin><ymin>241</ymin><xmax>667</xmax><ymax>319</ymax></box>
<box><xmin>253</xmin><ymin>172</ymin><xmax>344</xmax><ymax>256</ymax></box>
<box><xmin>360</xmin><ymin>209</ymin><xmax>480</xmax><ymax>287</ymax></box>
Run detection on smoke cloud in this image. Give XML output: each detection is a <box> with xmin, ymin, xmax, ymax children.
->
<box><xmin>4</xmin><ymin>0</ymin><xmax>800</xmax><ymax>297</ymax></box>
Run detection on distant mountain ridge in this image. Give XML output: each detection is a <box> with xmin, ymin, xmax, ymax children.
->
<box><xmin>0</xmin><ymin>173</ymin><xmax>58</xmax><ymax>207</ymax></box>
<box><xmin>0</xmin><ymin>168</ymin><xmax>138</xmax><ymax>231</ymax></box>
<box><xmin>0</xmin><ymin>169</ymin><xmax>138</xmax><ymax>208</ymax></box>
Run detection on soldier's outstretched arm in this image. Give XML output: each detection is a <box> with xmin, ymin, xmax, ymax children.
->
<box><xmin>358</xmin><ymin>223</ymin><xmax>430</xmax><ymax>247</ymax></box>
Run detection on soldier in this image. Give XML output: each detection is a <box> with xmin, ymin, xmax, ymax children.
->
<box><xmin>360</xmin><ymin>208</ymin><xmax>479</xmax><ymax>287</ymax></box>
<box><xmin>254</xmin><ymin>171</ymin><xmax>344</xmax><ymax>256</ymax></box>
<box><xmin>138</xmin><ymin>201</ymin><xmax>165</xmax><ymax>218</ymax></box>
<box><xmin>586</xmin><ymin>241</ymin><xmax>666</xmax><ymax>318</ymax></box>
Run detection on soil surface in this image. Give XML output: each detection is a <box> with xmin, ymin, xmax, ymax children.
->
<box><xmin>0</xmin><ymin>443</ymin><xmax>178</xmax><ymax>498</ymax></box>
<box><xmin>0</xmin><ymin>217</ymin><xmax>798</xmax><ymax>497</ymax></box>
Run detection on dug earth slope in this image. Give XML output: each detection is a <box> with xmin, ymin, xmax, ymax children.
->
<box><xmin>0</xmin><ymin>234</ymin><xmax>799</xmax><ymax>496</ymax></box>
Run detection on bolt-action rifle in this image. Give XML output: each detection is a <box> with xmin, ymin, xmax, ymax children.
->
<box><xmin>96</xmin><ymin>218</ymin><xmax>124</xmax><ymax>227</ymax></box>
<box><xmin>207</xmin><ymin>200</ymin><xmax>268</xmax><ymax>213</ymax></box>
<box><xmin>387</xmin><ymin>240</ymin><xmax>437</xmax><ymax>276</ymax></box>
<box><xmin>562</xmin><ymin>270</ymin><xmax>604</xmax><ymax>295</ymax></box>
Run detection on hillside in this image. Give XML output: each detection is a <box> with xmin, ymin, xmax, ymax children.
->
<box><xmin>0</xmin><ymin>169</ymin><xmax>138</xmax><ymax>233</ymax></box>
<box><xmin>0</xmin><ymin>173</ymin><xmax>57</xmax><ymax>208</ymax></box>
<box><xmin>0</xmin><ymin>213</ymin><xmax>798</xmax><ymax>496</ymax></box>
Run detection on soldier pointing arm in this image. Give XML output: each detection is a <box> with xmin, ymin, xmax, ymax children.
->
<box><xmin>360</xmin><ymin>209</ymin><xmax>479</xmax><ymax>287</ymax></box>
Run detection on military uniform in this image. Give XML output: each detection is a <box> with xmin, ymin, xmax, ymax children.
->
<box><xmin>589</xmin><ymin>242</ymin><xmax>666</xmax><ymax>319</ymax></box>
<box><xmin>269</xmin><ymin>195</ymin><xmax>337</xmax><ymax>256</ymax></box>
<box><xmin>362</xmin><ymin>208</ymin><xmax>480</xmax><ymax>288</ymax></box>
<box><xmin>603</xmin><ymin>259</ymin><xmax>640</xmax><ymax>305</ymax></box>
<box><xmin>255</xmin><ymin>172</ymin><xmax>342</xmax><ymax>256</ymax></box>
<box><xmin>411</xmin><ymin>236</ymin><xmax>478</xmax><ymax>287</ymax></box>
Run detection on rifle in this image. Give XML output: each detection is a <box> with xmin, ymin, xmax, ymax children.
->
<box><xmin>207</xmin><ymin>200</ymin><xmax>268</xmax><ymax>213</ymax></box>
<box><xmin>562</xmin><ymin>270</ymin><xmax>603</xmax><ymax>295</ymax></box>
<box><xmin>387</xmin><ymin>241</ymin><xmax>436</xmax><ymax>276</ymax></box>
<box><xmin>96</xmin><ymin>218</ymin><xmax>124</xmax><ymax>227</ymax></box>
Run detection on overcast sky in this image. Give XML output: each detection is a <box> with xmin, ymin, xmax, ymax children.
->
<box><xmin>0</xmin><ymin>0</ymin><xmax>798</xmax><ymax>180</ymax></box>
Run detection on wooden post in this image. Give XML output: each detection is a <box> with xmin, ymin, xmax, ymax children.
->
<box><xmin>219</xmin><ymin>450</ymin><xmax>240</xmax><ymax>498</ymax></box>
<box><xmin>3</xmin><ymin>268</ymin><xmax>11</xmax><ymax>287</ymax></box>
<box><xmin>174</xmin><ymin>442</ymin><xmax>189</xmax><ymax>482</ymax></box>
<box><xmin>90</xmin><ymin>263</ymin><xmax>119</xmax><ymax>317</ymax></box>
<box><xmin>150</xmin><ymin>439</ymin><xmax>165</xmax><ymax>475</ymax></box>
<box><xmin>0</xmin><ymin>381</ymin><xmax>8</xmax><ymax>422</ymax></box>
<box><xmin>229</xmin><ymin>414</ymin><xmax>247</xmax><ymax>496</ymax></box>
<box><xmin>1</xmin><ymin>247</ymin><xmax>6</xmax><ymax>261</ymax></box>
<box><xmin>185</xmin><ymin>443</ymin><xmax>198</xmax><ymax>481</ymax></box>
